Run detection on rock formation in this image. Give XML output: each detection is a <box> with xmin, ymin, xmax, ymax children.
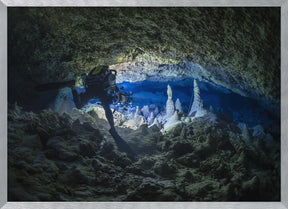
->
<box><xmin>252</xmin><ymin>125</ymin><xmax>265</xmax><ymax>138</ymax></box>
<box><xmin>8</xmin><ymin>8</ymin><xmax>280</xmax><ymax>108</ymax></box>
<box><xmin>139</xmin><ymin>117</ymin><xmax>146</xmax><ymax>127</ymax></box>
<box><xmin>123</xmin><ymin>106</ymin><xmax>145</xmax><ymax>130</ymax></box>
<box><xmin>141</xmin><ymin>105</ymin><xmax>150</xmax><ymax>119</ymax></box>
<box><xmin>92</xmin><ymin>106</ymin><xmax>126</xmax><ymax>127</ymax></box>
<box><xmin>7</xmin><ymin>103</ymin><xmax>280</xmax><ymax>201</ymax></box>
<box><xmin>148</xmin><ymin>117</ymin><xmax>159</xmax><ymax>128</ymax></box>
<box><xmin>175</xmin><ymin>98</ymin><xmax>183</xmax><ymax>114</ymax></box>
<box><xmin>242</xmin><ymin>123</ymin><xmax>250</xmax><ymax>141</ymax></box>
<box><xmin>162</xmin><ymin>111</ymin><xmax>182</xmax><ymax>133</ymax></box>
<box><xmin>53</xmin><ymin>87</ymin><xmax>75</xmax><ymax>114</ymax></box>
<box><xmin>147</xmin><ymin>112</ymin><xmax>155</xmax><ymax>125</ymax></box>
<box><xmin>209</xmin><ymin>105</ymin><xmax>215</xmax><ymax>113</ymax></box>
<box><xmin>188</xmin><ymin>79</ymin><xmax>207</xmax><ymax>117</ymax></box>
<box><xmin>166</xmin><ymin>84</ymin><xmax>175</xmax><ymax>119</ymax></box>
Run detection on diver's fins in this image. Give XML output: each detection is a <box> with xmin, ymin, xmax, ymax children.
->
<box><xmin>34</xmin><ymin>80</ymin><xmax>76</xmax><ymax>91</ymax></box>
<box><xmin>109</xmin><ymin>128</ymin><xmax>136</xmax><ymax>160</ymax></box>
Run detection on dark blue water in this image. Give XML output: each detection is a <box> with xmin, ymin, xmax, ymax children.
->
<box><xmin>117</xmin><ymin>79</ymin><xmax>280</xmax><ymax>130</ymax></box>
<box><xmin>21</xmin><ymin>78</ymin><xmax>280</xmax><ymax>135</ymax></box>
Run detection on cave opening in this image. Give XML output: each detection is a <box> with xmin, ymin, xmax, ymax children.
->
<box><xmin>21</xmin><ymin>73</ymin><xmax>280</xmax><ymax>138</ymax></box>
<box><xmin>7</xmin><ymin>7</ymin><xmax>281</xmax><ymax>202</ymax></box>
<box><xmin>116</xmin><ymin>78</ymin><xmax>280</xmax><ymax>129</ymax></box>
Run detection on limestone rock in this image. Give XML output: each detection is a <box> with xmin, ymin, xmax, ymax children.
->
<box><xmin>242</xmin><ymin>124</ymin><xmax>250</xmax><ymax>141</ymax></box>
<box><xmin>53</xmin><ymin>87</ymin><xmax>76</xmax><ymax>114</ymax></box>
<box><xmin>153</xmin><ymin>162</ymin><xmax>175</xmax><ymax>177</ymax></box>
<box><xmin>78</xmin><ymin>142</ymin><xmax>96</xmax><ymax>157</ymax></box>
<box><xmin>141</xmin><ymin>105</ymin><xmax>150</xmax><ymax>119</ymax></box>
<box><xmin>46</xmin><ymin>136</ymin><xmax>78</xmax><ymax>161</ymax></box>
<box><xmin>123</xmin><ymin>106</ymin><xmax>142</xmax><ymax>129</ymax></box>
<box><xmin>177</xmin><ymin>153</ymin><xmax>200</xmax><ymax>168</ymax></box>
<box><xmin>165</xmin><ymin>85</ymin><xmax>175</xmax><ymax>119</ymax></box>
<box><xmin>172</xmin><ymin>141</ymin><xmax>194</xmax><ymax>157</ymax></box>
<box><xmin>7</xmin><ymin>102</ymin><xmax>280</xmax><ymax>201</ymax></box>
<box><xmin>139</xmin><ymin>117</ymin><xmax>146</xmax><ymax>127</ymax></box>
<box><xmin>167</xmin><ymin>84</ymin><xmax>173</xmax><ymax>100</ymax></box>
<box><xmin>175</xmin><ymin>98</ymin><xmax>183</xmax><ymax>114</ymax></box>
<box><xmin>21</xmin><ymin>134</ymin><xmax>42</xmax><ymax>150</ymax></box>
<box><xmin>147</xmin><ymin>112</ymin><xmax>154</xmax><ymax>125</ymax></box>
<box><xmin>252</xmin><ymin>125</ymin><xmax>265</xmax><ymax>138</ymax></box>
<box><xmin>185</xmin><ymin>180</ymin><xmax>214</xmax><ymax>198</ymax></box>
<box><xmin>92</xmin><ymin>106</ymin><xmax>126</xmax><ymax>127</ymax></box>
<box><xmin>209</xmin><ymin>105</ymin><xmax>215</xmax><ymax>113</ymax></box>
<box><xmin>188</xmin><ymin>79</ymin><xmax>207</xmax><ymax>117</ymax></box>
<box><xmin>264</xmin><ymin>133</ymin><xmax>274</xmax><ymax>145</ymax></box>
<box><xmin>148</xmin><ymin>117</ymin><xmax>159</xmax><ymax>128</ymax></box>
<box><xmin>162</xmin><ymin>111</ymin><xmax>182</xmax><ymax>133</ymax></box>
<box><xmin>65</xmin><ymin>167</ymin><xmax>89</xmax><ymax>184</ymax></box>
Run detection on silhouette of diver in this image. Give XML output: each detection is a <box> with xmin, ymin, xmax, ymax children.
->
<box><xmin>36</xmin><ymin>65</ymin><xmax>136</xmax><ymax>159</ymax></box>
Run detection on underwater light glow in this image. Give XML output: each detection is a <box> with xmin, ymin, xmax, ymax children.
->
<box><xmin>116</xmin><ymin>78</ymin><xmax>280</xmax><ymax>129</ymax></box>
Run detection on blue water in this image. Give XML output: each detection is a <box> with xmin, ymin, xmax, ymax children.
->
<box><xmin>22</xmin><ymin>78</ymin><xmax>279</xmax><ymax>135</ymax></box>
<box><xmin>117</xmin><ymin>79</ymin><xmax>280</xmax><ymax>131</ymax></box>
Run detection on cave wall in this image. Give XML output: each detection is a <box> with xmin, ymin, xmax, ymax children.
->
<box><xmin>8</xmin><ymin>7</ymin><xmax>280</xmax><ymax>106</ymax></box>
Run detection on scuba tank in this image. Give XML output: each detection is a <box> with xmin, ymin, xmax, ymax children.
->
<box><xmin>85</xmin><ymin>65</ymin><xmax>117</xmax><ymax>90</ymax></box>
<box><xmin>35</xmin><ymin>65</ymin><xmax>117</xmax><ymax>93</ymax></box>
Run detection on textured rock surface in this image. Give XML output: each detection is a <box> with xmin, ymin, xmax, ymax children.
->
<box><xmin>162</xmin><ymin>111</ymin><xmax>182</xmax><ymax>133</ymax></box>
<box><xmin>8</xmin><ymin>104</ymin><xmax>280</xmax><ymax>201</ymax></box>
<box><xmin>165</xmin><ymin>85</ymin><xmax>175</xmax><ymax>119</ymax></box>
<box><xmin>188</xmin><ymin>79</ymin><xmax>207</xmax><ymax>117</ymax></box>
<box><xmin>175</xmin><ymin>98</ymin><xmax>183</xmax><ymax>114</ymax></box>
<box><xmin>8</xmin><ymin>7</ymin><xmax>280</xmax><ymax>107</ymax></box>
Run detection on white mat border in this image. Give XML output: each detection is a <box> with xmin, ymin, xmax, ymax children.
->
<box><xmin>1</xmin><ymin>1</ymin><xmax>287</xmax><ymax>209</ymax></box>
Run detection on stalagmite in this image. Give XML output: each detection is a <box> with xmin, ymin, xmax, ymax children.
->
<box><xmin>153</xmin><ymin>106</ymin><xmax>159</xmax><ymax>116</ymax></box>
<box><xmin>162</xmin><ymin>111</ymin><xmax>182</xmax><ymax>133</ymax></box>
<box><xmin>175</xmin><ymin>98</ymin><xmax>183</xmax><ymax>114</ymax></box>
<box><xmin>148</xmin><ymin>117</ymin><xmax>159</xmax><ymax>128</ymax></box>
<box><xmin>123</xmin><ymin>106</ymin><xmax>141</xmax><ymax>130</ymax></box>
<box><xmin>242</xmin><ymin>123</ymin><xmax>250</xmax><ymax>141</ymax></box>
<box><xmin>147</xmin><ymin>112</ymin><xmax>154</xmax><ymax>125</ymax></box>
<box><xmin>139</xmin><ymin>117</ymin><xmax>146</xmax><ymax>127</ymax></box>
<box><xmin>209</xmin><ymin>105</ymin><xmax>214</xmax><ymax>113</ymax></box>
<box><xmin>54</xmin><ymin>87</ymin><xmax>75</xmax><ymax>114</ymax></box>
<box><xmin>166</xmin><ymin>84</ymin><xmax>175</xmax><ymax>119</ymax></box>
<box><xmin>188</xmin><ymin>79</ymin><xmax>207</xmax><ymax>117</ymax></box>
<box><xmin>135</xmin><ymin>106</ymin><xmax>140</xmax><ymax>115</ymax></box>
<box><xmin>141</xmin><ymin>105</ymin><xmax>150</xmax><ymax>119</ymax></box>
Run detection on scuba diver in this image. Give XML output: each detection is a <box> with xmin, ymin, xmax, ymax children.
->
<box><xmin>35</xmin><ymin>65</ymin><xmax>136</xmax><ymax>159</ymax></box>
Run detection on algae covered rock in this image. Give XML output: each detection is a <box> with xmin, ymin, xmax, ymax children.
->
<box><xmin>172</xmin><ymin>141</ymin><xmax>194</xmax><ymax>157</ymax></box>
<box><xmin>153</xmin><ymin>161</ymin><xmax>176</xmax><ymax>177</ymax></box>
<box><xmin>8</xmin><ymin>103</ymin><xmax>280</xmax><ymax>201</ymax></box>
<box><xmin>9</xmin><ymin>8</ymin><xmax>280</xmax><ymax>107</ymax></box>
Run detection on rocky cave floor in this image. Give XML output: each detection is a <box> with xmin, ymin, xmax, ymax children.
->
<box><xmin>8</xmin><ymin>104</ymin><xmax>280</xmax><ymax>201</ymax></box>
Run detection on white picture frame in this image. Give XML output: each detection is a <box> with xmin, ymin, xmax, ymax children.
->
<box><xmin>1</xmin><ymin>0</ymin><xmax>287</xmax><ymax>208</ymax></box>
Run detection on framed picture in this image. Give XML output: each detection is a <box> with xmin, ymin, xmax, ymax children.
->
<box><xmin>1</xmin><ymin>0</ymin><xmax>287</xmax><ymax>208</ymax></box>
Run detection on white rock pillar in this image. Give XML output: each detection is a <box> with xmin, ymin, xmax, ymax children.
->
<box><xmin>163</xmin><ymin>111</ymin><xmax>182</xmax><ymax>132</ymax></box>
<box><xmin>148</xmin><ymin>117</ymin><xmax>159</xmax><ymax>128</ymax></box>
<box><xmin>141</xmin><ymin>105</ymin><xmax>150</xmax><ymax>119</ymax></box>
<box><xmin>147</xmin><ymin>112</ymin><xmax>154</xmax><ymax>125</ymax></box>
<box><xmin>188</xmin><ymin>79</ymin><xmax>206</xmax><ymax>117</ymax></box>
<box><xmin>166</xmin><ymin>84</ymin><xmax>175</xmax><ymax>119</ymax></box>
<box><xmin>175</xmin><ymin>98</ymin><xmax>183</xmax><ymax>114</ymax></box>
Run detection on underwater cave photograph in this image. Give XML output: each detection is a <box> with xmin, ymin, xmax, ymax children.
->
<box><xmin>8</xmin><ymin>7</ymin><xmax>280</xmax><ymax>201</ymax></box>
